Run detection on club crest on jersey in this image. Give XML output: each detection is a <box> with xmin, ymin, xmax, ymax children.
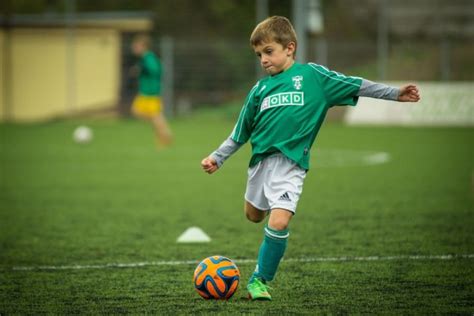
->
<box><xmin>292</xmin><ymin>75</ymin><xmax>303</xmax><ymax>90</ymax></box>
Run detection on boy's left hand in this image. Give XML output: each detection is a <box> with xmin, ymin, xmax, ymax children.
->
<box><xmin>398</xmin><ymin>84</ymin><xmax>420</xmax><ymax>102</ymax></box>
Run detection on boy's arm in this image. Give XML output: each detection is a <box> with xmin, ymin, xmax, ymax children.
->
<box><xmin>201</xmin><ymin>137</ymin><xmax>243</xmax><ymax>174</ymax></box>
<box><xmin>211</xmin><ymin>137</ymin><xmax>243</xmax><ymax>167</ymax></box>
<box><xmin>357</xmin><ymin>79</ymin><xmax>420</xmax><ymax>102</ymax></box>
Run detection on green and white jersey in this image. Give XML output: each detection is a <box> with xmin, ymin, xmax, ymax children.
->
<box><xmin>231</xmin><ymin>62</ymin><xmax>362</xmax><ymax>170</ymax></box>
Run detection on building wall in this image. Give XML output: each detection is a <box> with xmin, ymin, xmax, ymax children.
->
<box><xmin>2</xmin><ymin>27</ymin><xmax>120</xmax><ymax>122</ymax></box>
<box><xmin>74</xmin><ymin>29</ymin><xmax>120</xmax><ymax>112</ymax></box>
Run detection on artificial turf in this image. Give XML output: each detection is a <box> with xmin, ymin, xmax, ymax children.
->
<box><xmin>1</xmin><ymin>110</ymin><xmax>473</xmax><ymax>314</ymax></box>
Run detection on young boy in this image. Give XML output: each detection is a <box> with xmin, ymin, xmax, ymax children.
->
<box><xmin>201</xmin><ymin>16</ymin><xmax>420</xmax><ymax>301</ymax></box>
<box><xmin>131</xmin><ymin>34</ymin><xmax>173</xmax><ymax>147</ymax></box>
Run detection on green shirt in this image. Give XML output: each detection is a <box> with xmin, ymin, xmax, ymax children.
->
<box><xmin>231</xmin><ymin>62</ymin><xmax>362</xmax><ymax>170</ymax></box>
<box><xmin>138</xmin><ymin>51</ymin><xmax>162</xmax><ymax>96</ymax></box>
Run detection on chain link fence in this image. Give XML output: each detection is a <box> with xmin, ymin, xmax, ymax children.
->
<box><xmin>118</xmin><ymin>0</ymin><xmax>473</xmax><ymax>116</ymax></box>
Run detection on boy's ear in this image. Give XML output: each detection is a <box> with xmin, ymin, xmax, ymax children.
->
<box><xmin>286</xmin><ymin>42</ymin><xmax>296</xmax><ymax>56</ymax></box>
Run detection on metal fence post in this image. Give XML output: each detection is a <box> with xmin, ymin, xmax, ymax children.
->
<box><xmin>377</xmin><ymin>0</ymin><xmax>388</xmax><ymax>80</ymax></box>
<box><xmin>292</xmin><ymin>0</ymin><xmax>308</xmax><ymax>63</ymax></box>
<box><xmin>161</xmin><ymin>36</ymin><xmax>174</xmax><ymax>118</ymax></box>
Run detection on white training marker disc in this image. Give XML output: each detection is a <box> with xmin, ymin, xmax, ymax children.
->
<box><xmin>177</xmin><ymin>226</ymin><xmax>211</xmax><ymax>243</ymax></box>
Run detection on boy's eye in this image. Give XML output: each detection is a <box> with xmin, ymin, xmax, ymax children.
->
<box><xmin>265</xmin><ymin>50</ymin><xmax>272</xmax><ymax>55</ymax></box>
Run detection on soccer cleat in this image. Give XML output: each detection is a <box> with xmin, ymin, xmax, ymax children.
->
<box><xmin>247</xmin><ymin>277</ymin><xmax>272</xmax><ymax>301</ymax></box>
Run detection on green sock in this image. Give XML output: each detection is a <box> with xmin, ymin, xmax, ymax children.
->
<box><xmin>251</xmin><ymin>224</ymin><xmax>289</xmax><ymax>282</ymax></box>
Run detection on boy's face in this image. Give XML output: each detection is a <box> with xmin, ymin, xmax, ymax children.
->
<box><xmin>132</xmin><ymin>41</ymin><xmax>146</xmax><ymax>56</ymax></box>
<box><xmin>253</xmin><ymin>41</ymin><xmax>295</xmax><ymax>75</ymax></box>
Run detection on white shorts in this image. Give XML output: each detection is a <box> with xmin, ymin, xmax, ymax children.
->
<box><xmin>245</xmin><ymin>153</ymin><xmax>306</xmax><ymax>213</ymax></box>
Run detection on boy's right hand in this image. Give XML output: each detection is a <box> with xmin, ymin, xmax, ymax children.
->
<box><xmin>201</xmin><ymin>156</ymin><xmax>219</xmax><ymax>174</ymax></box>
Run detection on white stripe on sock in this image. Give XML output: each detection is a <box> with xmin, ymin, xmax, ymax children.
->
<box><xmin>264</xmin><ymin>227</ymin><xmax>289</xmax><ymax>239</ymax></box>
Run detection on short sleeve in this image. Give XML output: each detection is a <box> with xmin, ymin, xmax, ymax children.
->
<box><xmin>230</xmin><ymin>83</ymin><xmax>259</xmax><ymax>144</ymax></box>
<box><xmin>309</xmin><ymin>63</ymin><xmax>362</xmax><ymax>107</ymax></box>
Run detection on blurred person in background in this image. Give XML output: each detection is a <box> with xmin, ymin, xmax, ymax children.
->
<box><xmin>131</xmin><ymin>34</ymin><xmax>173</xmax><ymax>148</ymax></box>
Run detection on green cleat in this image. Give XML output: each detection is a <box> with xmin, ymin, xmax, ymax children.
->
<box><xmin>247</xmin><ymin>277</ymin><xmax>272</xmax><ymax>301</ymax></box>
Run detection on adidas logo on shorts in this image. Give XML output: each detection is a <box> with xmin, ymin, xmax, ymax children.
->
<box><xmin>278</xmin><ymin>192</ymin><xmax>292</xmax><ymax>202</ymax></box>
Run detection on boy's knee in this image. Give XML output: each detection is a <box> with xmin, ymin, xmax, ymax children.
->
<box><xmin>268</xmin><ymin>209</ymin><xmax>293</xmax><ymax>230</ymax></box>
<box><xmin>244</xmin><ymin>202</ymin><xmax>267</xmax><ymax>223</ymax></box>
<box><xmin>268</xmin><ymin>219</ymin><xmax>288</xmax><ymax>231</ymax></box>
<box><xmin>246</xmin><ymin>211</ymin><xmax>265</xmax><ymax>223</ymax></box>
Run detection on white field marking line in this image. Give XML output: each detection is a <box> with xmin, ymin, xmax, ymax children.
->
<box><xmin>8</xmin><ymin>254</ymin><xmax>474</xmax><ymax>272</ymax></box>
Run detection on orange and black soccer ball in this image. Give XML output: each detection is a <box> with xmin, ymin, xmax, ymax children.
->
<box><xmin>193</xmin><ymin>255</ymin><xmax>240</xmax><ymax>299</ymax></box>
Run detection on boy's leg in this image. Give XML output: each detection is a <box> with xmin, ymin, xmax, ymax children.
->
<box><xmin>268</xmin><ymin>208</ymin><xmax>293</xmax><ymax>231</ymax></box>
<box><xmin>248</xmin><ymin>208</ymin><xmax>292</xmax><ymax>300</ymax></box>
<box><xmin>245</xmin><ymin>201</ymin><xmax>268</xmax><ymax>223</ymax></box>
<box><xmin>251</xmin><ymin>208</ymin><xmax>292</xmax><ymax>282</ymax></box>
<box><xmin>247</xmin><ymin>154</ymin><xmax>305</xmax><ymax>300</ymax></box>
<box><xmin>152</xmin><ymin>113</ymin><xmax>173</xmax><ymax>146</ymax></box>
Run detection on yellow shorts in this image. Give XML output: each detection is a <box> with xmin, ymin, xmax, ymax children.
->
<box><xmin>132</xmin><ymin>95</ymin><xmax>162</xmax><ymax>118</ymax></box>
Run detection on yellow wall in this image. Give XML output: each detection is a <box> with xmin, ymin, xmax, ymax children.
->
<box><xmin>4</xmin><ymin>27</ymin><xmax>120</xmax><ymax>121</ymax></box>
<box><xmin>75</xmin><ymin>29</ymin><xmax>120</xmax><ymax>112</ymax></box>
<box><xmin>11</xmin><ymin>29</ymin><xmax>68</xmax><ymax>121</ymax></box>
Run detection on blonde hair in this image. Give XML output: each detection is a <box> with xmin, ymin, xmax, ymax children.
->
<box><xmin>250</xmin><ymin>16</ymin><xmax>297</xmax><ymax>56</ymax></box>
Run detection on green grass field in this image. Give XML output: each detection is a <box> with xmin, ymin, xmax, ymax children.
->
<box><xmin>1</xmin><ymin>109</ymin><xmax>473</xmax><ymax>314</ymax></box>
